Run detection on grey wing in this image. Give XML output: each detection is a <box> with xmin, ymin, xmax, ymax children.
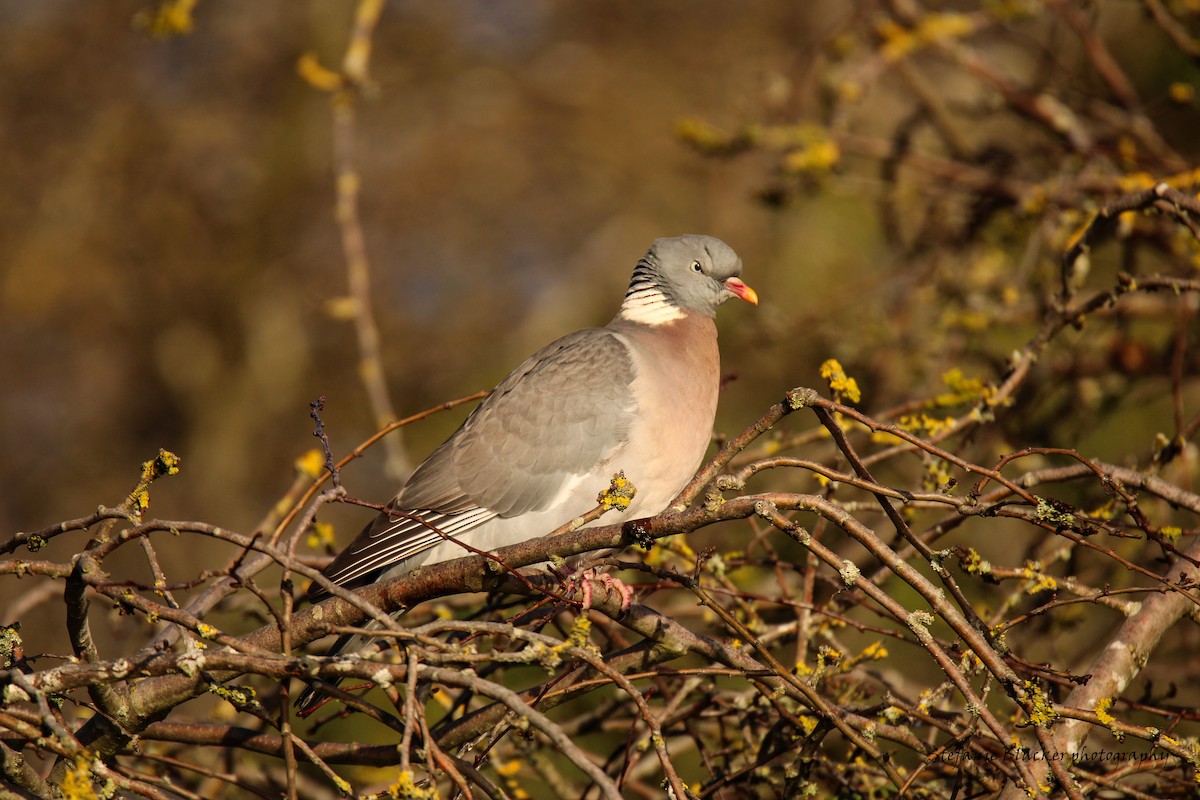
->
<box><xmin>309</xmin><ymin>328</ymin><xmax>637</xmax><ymax>600</ymax></box>
<box><xmin>309</xmin><ymin>505</ymin><xmax>497</xmax><ymax>599</ymax></box>
<box><xmin>400</xmin><ymin>327</ymin><xmax>638</xmax><ymax>516</ymax></box>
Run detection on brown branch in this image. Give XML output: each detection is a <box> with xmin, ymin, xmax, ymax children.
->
<box><xmin>420</xmin><ymin>663</ymin><xmax>621</xmax><ymax>798</ymax></box>
<box><xmin>327</xmin><ymin>0</ymin><xmax>409</xmax><ymax>483</ymax></box>
<box><xmin>0</xmin><ymin>738</ymin><xmax>52</xmax><ymax>799</ymax></box>
<box><xmin>1046</xmin><ymin>0</ymin><xmax>1141</xmax><ymax>112</ymax></box>
<box><xmin>1142</xmin><ymin>0</ymin><xmax>1200</xmax><ymax>63</ymax></box>
<box><xmin>750</xmin><ymin>500</ymin><xmax>1046</xmax><ymax>797</ymax></box>
<box><xmin>1060</xmin><ymin>184</ymin><xmax>1200</xmax><ymax>302</ymax></box>
<box><xmin>138</xmin><ymin>721</ymin><xmax>403</xmax><ymax>766</ymax></box>
<box><xmin>673</xmin><ymin>390</ymin><xmax>803</xmax><ymax>510</ymax></box>
<box><xmin>1054</xmin><ymin>524</ymin><xmax>1200</xmax><ymax>741</ymax></box>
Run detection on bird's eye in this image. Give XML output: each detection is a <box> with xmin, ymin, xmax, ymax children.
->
<box><xmin>690</xmin><ymin>260</ymin><xmax>703</xmax><ymax>273</ymax></box>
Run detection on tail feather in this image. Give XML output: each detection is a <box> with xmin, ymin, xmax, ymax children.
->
<box><xmin>295</xmin><ymin>631</ymin><xmax>357</xmax><ymax>716</ymax></box>
<box><xmin>294</xmin><ymin>616</ymin><xmax>402</xmax><ymax>716</ymax></box>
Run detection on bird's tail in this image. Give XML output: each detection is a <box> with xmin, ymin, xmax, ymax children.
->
<box><xmin>294</xmin><ymin>631</ymin><xmax>355</xmax><ymax>716</ymax></box>
<box><xmin>294</xmin><ymin>616</ymin><xmax>402</xmax><ymax>717</ymax></box>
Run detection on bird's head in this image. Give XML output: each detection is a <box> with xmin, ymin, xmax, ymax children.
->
<box><xmin>620</xmin><ymin>234</ymin><xmax>757</xmax><ymax>324</ymax></box>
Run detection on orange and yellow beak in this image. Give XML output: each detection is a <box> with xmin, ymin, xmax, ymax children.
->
<box><xmin>723</xmin><ymin>277</ymin><xmax>759</xmax><ymax>305</ymax></box>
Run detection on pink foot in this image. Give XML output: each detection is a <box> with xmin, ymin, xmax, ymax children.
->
<box><xmin>569</xmin><ymin>568</ymin><xmax>634</xmax><ymax>612</ymax></box>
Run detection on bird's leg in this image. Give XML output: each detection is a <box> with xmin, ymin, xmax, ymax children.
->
<box><xmin>582</xmin><ymin>569</ymin><xmax>634</xmax><ymax>612</ymax></box>
<box><xmin>555</xmin><ymin>562</ymin><xmax>635</xmax><ymax>612</ymax></box>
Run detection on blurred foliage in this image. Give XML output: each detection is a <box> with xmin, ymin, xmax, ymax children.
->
<box><xmin>3</xmin><ymin>1</ymin><xmax>1200</xmax><ymax>798</ymax></box>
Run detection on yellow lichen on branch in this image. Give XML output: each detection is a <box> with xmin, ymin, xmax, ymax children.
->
<box><xmin>819</xmin><ymin>358</ymin><xmax>862</xmax><ymax>404</ymax></box>
<box><xmin>598</xmin><ymin>470</ymin><xmax>637</xmax><ymax>511</ymax></box>
<box><xmin>296</xmin><ymin>53</ymin><xmax>344</xmax><ymax>93</ymax></box>
<box><xmin>877</xmin><ymin>12</ymin><xmax>977</xmax><ymax>62</ymax></box>
<box><xmin>133</xmin><ymin>0</ymin><xmax>198</xmax><ymax>38</ymax></box>
<box><xmin>125</xmin><ymin>449</ymin><xmax>182</xmax><ymax>516</ymax></box>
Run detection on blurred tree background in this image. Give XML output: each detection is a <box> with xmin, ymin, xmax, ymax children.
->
<box><xmin>3</xmin><ymin>0</ymin><xmax>817</xmax><ymax>540</ymax></box>
<box><xmin>3</xmin><ymin>1</ymin><xmax>1200</xmax><ymax>798</ymax></box>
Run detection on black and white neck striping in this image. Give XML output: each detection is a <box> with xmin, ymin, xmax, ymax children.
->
<box><xmin>616</xmin><ymin>258</ymin><xmax>686</xmax><ymax>326</ymax></box>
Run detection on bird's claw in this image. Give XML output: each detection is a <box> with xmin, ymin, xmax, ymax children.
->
<box><xmin>563</xmin><ymin>568</ymin><xmax>634</xmax><ymax>612</ymax></box>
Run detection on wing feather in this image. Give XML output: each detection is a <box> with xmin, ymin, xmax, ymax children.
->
<box><xmin>401</xmin><ymin>327</ymin><xmax>636</xmax><ymax>516</ymax></box>
<box><xmin>309</xmin><ymin>506</ymin><xmax>495</xmax><ymax>600</ymax></box>
<box><xmin>309</xmin><ymin>327</ymin><xmax>636</xmax><ymax>600</ymax></box>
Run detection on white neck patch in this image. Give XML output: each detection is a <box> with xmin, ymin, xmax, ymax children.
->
<box><xmin>618</xmin><ymin>286</ymin><xmax>686</xmax><ymax>326</ymax></box>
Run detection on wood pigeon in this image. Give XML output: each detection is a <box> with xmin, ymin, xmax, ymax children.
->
<box><xmin>297</xmin><ymin>234</ymin><xmax>756</xmax><ymax>714</ymax></box>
